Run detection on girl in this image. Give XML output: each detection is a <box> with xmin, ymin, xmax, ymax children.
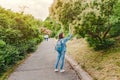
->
<box><xmin>55</xmin><ymin>32</ymin><xmax>72</xmax><ymax>72</ymax></box>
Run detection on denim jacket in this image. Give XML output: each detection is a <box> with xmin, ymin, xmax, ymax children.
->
<box><xmin>59</xmin><ymin>34</ymin><xmax>72</xmax><ymax>52</ymax></box>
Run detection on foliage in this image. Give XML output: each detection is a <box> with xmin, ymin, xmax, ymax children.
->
<box><xmin>50</xmin><ymin>0</ymin><xmax>82</xmax><ymax>30</ymax></box>
<box><xmin>0</xmin><ymin>45</ymin><xmax>19</xmax><ymax>71</ymax></box>
<box><xmin>42</xmin><ymin>17</ymin><xmax>61</xmax><ymax>37</ymax></box>
<box><xmin>50</xmin><ymin>0</ymin><xmax>120</xmax><ymax>50</ymax></box>
<box><xmin>0</xmin><ymin>40</ymin><xmax>6</xmax><ymax>48</ymax></box>
<box><xmin>109</xmin><ymin>0</ymin><xmax>120</xmax><ymax>37</ymax></box>
<box><xmin>0</xmin><ymin>6</ymin><xmax>43</xmax><ymax>74</ymax></box>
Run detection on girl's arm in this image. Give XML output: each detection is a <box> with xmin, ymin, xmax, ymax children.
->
<box><xmin>64</xmin><ymin>34</ymin><xmax>73</xmax><ymax>43</ymax></box>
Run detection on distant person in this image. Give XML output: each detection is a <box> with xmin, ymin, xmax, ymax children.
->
<box><xmin>44</xmin><ymin>35</ymin><xmax>49</xmax><ymax>41</ymax></box>
<box><xmin>55</xmin><ymin>32</ymin><xmax>72</xmax><ymax>72</ymax></box>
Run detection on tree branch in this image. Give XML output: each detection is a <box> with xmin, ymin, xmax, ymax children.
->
<box><xmin>87</xmin><ymin>30</ymin><xmax>102</xmax><ymax>43</ymax></box>
<box><xmin>102</xmin><ymin>23</ymin><xmax>111</xmax><ymax>39</ymax></box>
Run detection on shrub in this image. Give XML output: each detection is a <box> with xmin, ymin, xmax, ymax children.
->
<box><xmin>0</xmin><ymin>40</ymin><xmax>6</xmax><ymax>48</ymax></box>
<box><xmin>0</xmin><ymin>45</ymin><xmax>19</xmax><ymax>71</ymax></box>
<box><xmin>0</xmin><ymin>7</ymin><xmax>43</xmax><ymax>73</ymax></box>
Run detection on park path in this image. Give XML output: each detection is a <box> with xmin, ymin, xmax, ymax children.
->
<box><xmin>8</xmin><ymin>38</ymin><xmax>80</xmax><ymax>80</ymax></box>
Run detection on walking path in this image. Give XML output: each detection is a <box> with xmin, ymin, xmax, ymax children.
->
<box><xmin>8</xmin><ymin>38</ymin><xmax>80</xmax><ymax>80</ymax></box>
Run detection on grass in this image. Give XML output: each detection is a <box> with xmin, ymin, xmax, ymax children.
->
<box><xmin>0</xmin><ymin>54</ymin><xmax>31</xmax><ymax>80</ymax></box>
<box><xmin>67</xmin><ymin>38</ymin><xmax>120</xmax><ymax>80</ymax></box>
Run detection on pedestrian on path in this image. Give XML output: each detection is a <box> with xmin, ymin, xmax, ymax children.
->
<box><xmin>44</xmin><ymin>34</ymin><xmax>49</xmax><ymax>41</ymax></box>
<box><xmin>55</xmin><ymin>32</ymin><xmax>72</xmax><ymax>72</ymax></box>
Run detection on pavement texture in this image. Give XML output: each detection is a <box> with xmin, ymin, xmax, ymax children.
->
<box><xmin>8</xmin><ymin>38</ymin><xmax>80</xmax><ymax>80</ymax></box>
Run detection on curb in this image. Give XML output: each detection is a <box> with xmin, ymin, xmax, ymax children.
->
<box><xmin>65</xmin><ymin>55</ymin><xmax>93</xmax><ymax>80</ymax></box>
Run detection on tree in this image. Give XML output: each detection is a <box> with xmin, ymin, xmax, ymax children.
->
<box><xmin>50</xmin><ymin>0</ymin><xmax>120</xmax><ymax>50</ymax></box>
<box><xmin>50</xmin><ymin>0</ymin><xmax>82</xmax><ymax>31</ymax></box>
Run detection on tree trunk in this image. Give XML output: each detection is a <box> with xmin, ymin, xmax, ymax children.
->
<box><xmin>102</xmin><ymin>23</ymin><xmax>111</xmax><ymax>39</ymax></box>
<box><xmin>87</xmin><ymin>30</ymin><xmax>102</xmax><ymax>43</ymax></box>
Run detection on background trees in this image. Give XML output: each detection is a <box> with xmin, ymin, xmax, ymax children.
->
<box><xmin>42</xmin><ymin>17</ymin><xmax>61</xmax><ymax>37</ymax></box>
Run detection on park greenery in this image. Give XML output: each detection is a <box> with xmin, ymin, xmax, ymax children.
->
<box><xmin>0</xmin><ymin>6</ymin><xmax>43</xmax><ymax>76</ymax></box>
<box><xmin>0</xmin><ymin>0</ymin><xmax>120</xmax><ymax>79</ymax></box>
<box><xmin>42</xmin><ymin>17</ymin><xmax>61</xmax><ymax>38</ymax></box>
<box><xmin>50</xmin><ymin>0</ymin><xmax>120</xmax><ymax>50</ymax></box>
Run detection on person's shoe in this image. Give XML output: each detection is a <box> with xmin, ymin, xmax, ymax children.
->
<box><xmin>60</xmin><ymin>69</ymin><xmax>65</xmax><ymax>73</ymax></box>
<box><xmin>54</xmin><ymin>69</ymin><xmax>59</xmax><ymax>72</ymax></box>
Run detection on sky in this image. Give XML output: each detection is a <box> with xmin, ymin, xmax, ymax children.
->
<box><xmin>0</xmin><ymin>0</ymin><xmax>53</xmax><ymax>20</ymax></box>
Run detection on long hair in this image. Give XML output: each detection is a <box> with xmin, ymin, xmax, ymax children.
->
<box><xmin>58</xmin><ymin>32</ymin><xmax>64</xmax><ymax>39</ymax></box>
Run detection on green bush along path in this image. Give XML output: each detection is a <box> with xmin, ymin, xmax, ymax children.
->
<box><xmin>8</xmin><ymin>39</ymin><xmax>80</xmax><ymax>80</ymax></box>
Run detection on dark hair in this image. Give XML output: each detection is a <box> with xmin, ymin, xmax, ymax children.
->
<box><xmin>58</xmin><ymin>32</ymin><xmax>64</xmax><ymax>39</ymax></box>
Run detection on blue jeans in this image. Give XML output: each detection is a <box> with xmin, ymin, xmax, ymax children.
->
<box><xmin>55</xmin><ymin>51</ymin><xmax>65</xmax><ymax>70</ymax></box>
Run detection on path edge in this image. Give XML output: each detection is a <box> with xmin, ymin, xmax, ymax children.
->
<box><xmin>65</xmin><ymin>54</ymin><xmax>93</xmax><ymax>80</ymax></box>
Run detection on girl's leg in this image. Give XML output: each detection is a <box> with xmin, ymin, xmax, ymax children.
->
<box><xmin>55</xmin><ymin>52</ymin><xmax>61</xmax><ymax>69</ymax></box>
<box><xmin>60</xmin><ymin>51</ymin><xmax>65</xmax><ymax>70</ymax></box>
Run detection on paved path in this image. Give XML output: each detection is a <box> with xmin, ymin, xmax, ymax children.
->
<box><xmin>8</xmin><ymin>38</ymin><xmax>80</xmax><ymax>80</ymax></box>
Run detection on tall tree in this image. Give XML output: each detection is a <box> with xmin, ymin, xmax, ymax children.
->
<box><xmin>50</xmin><ymin>0</ymin><xmax>120</xmax><ymax>50</ymax></box>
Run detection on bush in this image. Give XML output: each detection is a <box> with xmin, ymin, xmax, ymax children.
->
<box><xmin>0</xmin><ymin>40</ymin><xmax>6</xmax><ymax>48</ymax></box>
<box><xmin>87</xmin><ymin>37</ymin><xmax>115</xmax><ymax>50</ymax></box>
<box><xmin>0</xmin><ymin>45</ymin><xmax>19</xmax><ymax>71</ymax></box>
<box><xmin>110</xmin><ymin>23</ymin><xmax>120</xmax><ymax>37</ymax></box>
<box><xmin>0</xmin><ymin>7</ymin><xmax>43</xmax><ymax>73</ymax></box>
